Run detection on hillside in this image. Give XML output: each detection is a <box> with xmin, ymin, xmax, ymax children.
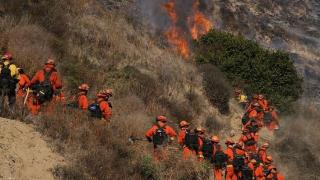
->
<box><xmin>0</xmin><ymin>118</ymin><xmax>64</xmax><ymax>180</ymax></box>
<box><xmin>0</xmin><ymin>0</ymin><xmax>319</xmax><ymax>179</ymax></box>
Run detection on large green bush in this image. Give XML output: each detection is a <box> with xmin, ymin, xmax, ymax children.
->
<box><xmin>195</xmin><ymin>30</ymin><xmax>303</xmax><ymax>113</ymax></box>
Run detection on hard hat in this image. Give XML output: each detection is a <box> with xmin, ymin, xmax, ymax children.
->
<box><xmin>243</xmin><ymin>129</ymin><xmax>249</xmax><ymax>133</ymax></box>
<box><xmin>225</xmin><ymin>138</ymin><xmax>235</xmax><ymax>145</ymax></box>
<box><xmin>98</xmin><ymin>88</ymin><xmax>113</xmax><ymax>97</ymax></box>
<box><xmin>2</xmin><ymin>52</ymin><xmax>13</xmax><ymax>60</ymax></box>
<box><xmin>258</xmin><ymin>94</ymin><xmax>264</xmax><ymax>100</ymax></box>
<box><xmin>252</xmin><ymin>102</ymin><xmax>260</xmax><ymax>107</ymax></box>
<box><xmin>156</xmin><ymin>115</ymin><xmax>167</xmax><ymax>122</ymax></box>
<box><xmin>262</xmin><ymin>142</ymin><xmax>269</xmax><ymax>148</ymax></box>
<box><xmin>195</xmin><ymin>127</ymin><xmax>205</xmax><ymax>133</ymax></box>
<box><xmin>268</xmin><ymin>165</ymin><xmax>277</xmax><ymax>171</ymax></box>
<box><xmin>78</xmin><ymin>83</ymin><xmax>89</xmax><ymax>91</ymax></box>
<box><xmin>211</xmin><ymin>135</ymin><xmax>220</xmax><ymax>143</ymax></box>
<box><xmin>250</xmin><ymin>159</ymin><xmax>257</xmax><ymax>164</ymax></box>
<box><xmin>45</xmin><ymin>58</ymin><xmax>56</xmax><ymax>66</ymax></box>
<box><xmin>179</xmin><ymin>120</ymin><xmax>190</xmax><ymax>128</ymax></box>
<box><xmin>266</xmin><ymin>155</ymin><xmax>273</xmax><ymax>162</ymax></box>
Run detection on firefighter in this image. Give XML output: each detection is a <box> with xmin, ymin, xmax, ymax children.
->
<box><xmin>145</xmin><ymin>115</ymin><xmax>177</xmax><ymax>161</ymax></box>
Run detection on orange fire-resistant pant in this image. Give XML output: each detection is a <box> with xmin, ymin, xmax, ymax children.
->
<box><xmin>213</xmin><ymin>167</ymin><xmax>223</xmax><ymax>180</ymax></box>
<box><xmin>225</xmin><ymin>165</ymin><xmax>237</xmax><ymax>180</ymax></box>
<box><xmin>182</xmin><ymin>147</ymin><xmax>197</xmax><ymax>160</ymax></box>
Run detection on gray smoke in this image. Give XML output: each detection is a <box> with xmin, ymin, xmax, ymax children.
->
<box><xmin>135</xmin><ymin>0</ymin><xmax>213</xmax><ymax>35</ymax></box>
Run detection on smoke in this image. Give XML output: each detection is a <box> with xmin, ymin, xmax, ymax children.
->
<box><xmin>136</xmin><ymin>0</ymin><xmax>213</xmax><ymax>34</ymax></box>
<box><xmin>271</xmin><ymin>106</ymin><xmax>320</xmax><ymax>179</ymax></box>
<box><xmin>136</xmin><ymin>0</ymin><xmax>213</xmax><ymax>58</ymax></box>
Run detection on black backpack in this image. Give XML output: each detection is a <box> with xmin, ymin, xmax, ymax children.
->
<box><xmin>0</xmin><ymin>63</ymin><xmax>15</xmax><ymax>89</ymax></box>
<box><xmin>152</xmin><ymin>127</ymin><xmax>168</xmax><ymax>146</ymax></box>
<box><xmin>202</xmin><ymin>138</ymin><xmax>213</xmax><ymax>160</ymax></box>
<box><xmin>213</xmin><ymin>150</ymin><xmax>228</xmax><ymax>168</ymax></box>
<box><xmin>251</xmin><ymin>153</ymin><xmax>262</xmax><ymax>164</ymax></box>
<box><xmin>233</xmin><ymin>149</ymin><xmax>245</xmax><ymax>171</ymax></box>
<box><xmin>184</xmin><ymin>130</ymin><xmax>199</xmax><ymax>151</ymax></box>
<box><xmin>264</xmin><ymin>112</ymin><xmax>273</xmax><ymax>124</ymax></box>
<box><xmin>244</xmin><ymin>134</ymin><xmax>256</xmax><ymax>146</ymax></box>
<box><xmin>32</xmin><ymin>70</ymin><xmax>54</xmax><ymax>103</ymax></box>
<box><xmin>88</xmin><ymin>103</ymin><xmax>103</xmax><ymax>118</ymax></box>
<box><xmin>242</xmin><ymin>164</ymin><xmax>253</xmax><ymax>180</ymax></box>
<box><xmin>242</xmin><ymin>114</ymin><xmax>249</xmax><ymax>125</ymax></box>
<box><xmin>247</xmin><ymin>120</ymin><xmax>259</xmax><ymax>133</ymax></box>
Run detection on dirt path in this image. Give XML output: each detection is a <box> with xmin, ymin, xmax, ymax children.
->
<box><xmin>0</xmin><ymin>118</ymin><xmax>64</xmax><ymax>180</ymax></box>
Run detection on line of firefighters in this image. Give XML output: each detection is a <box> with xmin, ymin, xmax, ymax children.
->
<box><xmin>145</xmin><ymin>97</ymin><xmax>284</xmax><ymax>179</ymax></box>
<box><xmin>1</xmin><ymin>52</ymin><xmax>285</xmax><ymax>179</ymax></box>
<box><xmin>0</xmin><ymin>52</ymin><xmax>112</xmax><ymax>122</ymax></box>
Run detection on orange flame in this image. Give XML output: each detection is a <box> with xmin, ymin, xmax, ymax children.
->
<box><xmin>163</xmin><ymin>1</ymin><xmax>178</xmax><ymax>23</ymax></box>
<box><xmin>188</xmin><ymin>0</ymin><xmax>213</xmax><ymax>40</ymax></box>
<box><xmin>165</xmin><ymin>27</ymin><xmax>189</xmax><ymax>59</ymax></box>
<box><xmin>163</xmin><ymin>0</ymin><xmax>190</xmax><ymax>59</ymax></box>
<box><xmin>162</xmin><ymin>0</ymin><xmax>212</xmax><ymax>59</ymax></box>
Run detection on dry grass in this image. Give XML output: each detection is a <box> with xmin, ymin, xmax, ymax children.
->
<box><xmin>272</xmin><ymin>107</ymin><xmax>320</xmax><ymax>179</ymax></box>
<box><xmin>0</xmin><ymin>0</ymin><xmax>240</xmax><ymax>179</ymax></box>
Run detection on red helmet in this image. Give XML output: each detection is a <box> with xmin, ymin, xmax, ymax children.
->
<box><xmin>78</xmin><ymin>83</ymin><xmax>89</xmax><ymax>91</ymax></box>
<box><xmin>211</xmin><ymin>135</ymin><xmax>220</xmax><ymax>143</ymax></box>
<box><xmin>156</xmin><ymin>115</ymin><xmax>167</xmax><ymax>122</ymax></box>
<box><xmin>179</xmin><ymin>120</ymin><xmax>190</xmax><ymax>128</ymax></box>
<box><xmin>45</xmin><ymin>58</ymin><xmax>56</xmax><ymax>66</ymax></box>
<box><xmin>2</xmin><ymin>52</ymin><xmax>13</xmax><ymax>60</ymax></box>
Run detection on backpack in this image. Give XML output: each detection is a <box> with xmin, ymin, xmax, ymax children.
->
<box><xmin>247</xmin><ymin>120</ymin><xmax>259</xmax><ymax>133</ymax></box>
<box><xmin>232</xmin><ymin>149</ymin><xmax>245</xmax><ymax>171</ymax></box>
<box><xmin>264</xmin><ymin>112</ymin><xmax>273</xmax><ymax>124</ymax></box>
<box><xmin>241</xmin><ymin>164</ymin><xmax>253</xmax><ymax>180</ymax></box>
<box><xmin>202</xmin><ymin>138</ymin><xmax>213</xmax><ymax>160</ymax></box>
<box><xmin>213</xmin><ymin>151</ymin><xmax>228</xmax><ymax>168</ymax></box>
<box><xmin>88</xmin><ymin>103</ymin><xmax>103</xmax><ymax>118</ymax></box>
<box><xmin>251</xmin><ymin>153</ymin><xmax>262</xmax><ymax>164</ymax></box>
<box><xmin>183</xmin><ymin>130</ymin><xmax>199</xmax><ymax>151</ymax></box>
<box><xmin>32</xmin><ymin>70</ymin><xmax>54</xmax><ymax>103</ymax></box>
<box><xmin>152</xmin><ymin>127</ymin><xmax>168</xmax><ymax>146</ymax></box>
<box><xmin>242</xmin><ymin>114</ymin><xmax>249</xmax><ymax>125</ymax></box>
<box><xmin>244</xmin><ymin>134</ymin><xmax>256</xmax><ymax>146</ymax></box>
<box><xmin>0</xmin><ymin>63</ymin><xmax>15</xmax><ymax>90</ymax></box>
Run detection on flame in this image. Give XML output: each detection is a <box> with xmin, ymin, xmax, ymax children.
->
<box><xmin>163</xmin><ymin>0</ymin><xmax>189</xmax><ymax>59</ymax></box>
<box><xmin>188</xmin><ymin>0</ymin><xmax>213</xmax><ymax>40</ymax></box>
<box><xmin>165</xmin><ymin>27</ymin><xmax>189</xmax><ymax>59</ymax></box>
<box><xmin>162</xmin><ymin>0</ymin><xmax>212</xmax><ymax>59</ymax></box>
<box><xmin>163</xmin><ymin>1</ymin><xmax>177</xmax><ymax>23</ymax></box>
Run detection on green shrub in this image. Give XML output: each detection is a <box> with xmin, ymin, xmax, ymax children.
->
<box><xmin>195</xmin><ymin>29</ymin><xmax>303</xmax><ymax>113</ymax></box>
<box><xmin>137</xmin><ymin>155</ymin><xmax>159</xmax><ymax>180</ymax></box>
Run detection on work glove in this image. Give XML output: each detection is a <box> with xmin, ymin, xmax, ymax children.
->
<box><xmin>147</xmin><ymin>137</ymin><xmax>152</xmax><ymax>143</ymax></box>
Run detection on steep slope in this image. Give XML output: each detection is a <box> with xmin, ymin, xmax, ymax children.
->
<box><xmin>0</xmin><ymin>118</ymin><xmax>64</xmax><ymax>180</ymax></box>
<box><xmin>211</xmin><ymin>0</ymin><xmax>320</xmax><ymax>105</ymax></box>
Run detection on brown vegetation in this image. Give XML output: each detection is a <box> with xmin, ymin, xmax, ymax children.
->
<box><xmin>0</xmin><ymin>0</ymin><xmax>237</xmax><ymax>179</ymax></box>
